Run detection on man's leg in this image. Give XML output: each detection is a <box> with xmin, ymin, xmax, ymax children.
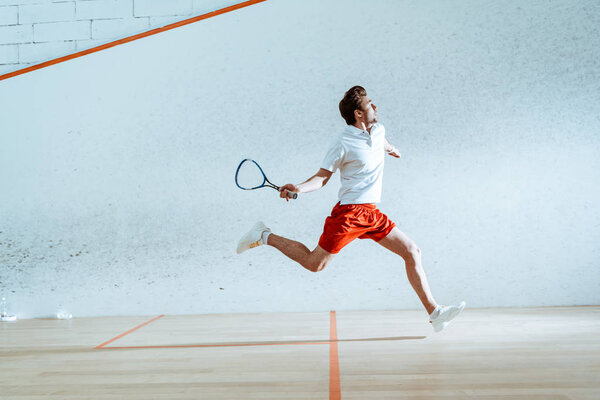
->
<box><xmin>376</xmin><ymin>227</ymin><xmax>438</xmax><ymax>314</ymax></box>
<box><xmin>267</xmin><ymin>234</ymin><xmax>336</xmax><ymax>273</ymax></box>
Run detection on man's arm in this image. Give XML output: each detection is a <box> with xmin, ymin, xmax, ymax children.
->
<box><xmin>384</xmin><ymin>138</ymin><xmax>401</xmax><ymax>158</ymax></box>
<box><xmin>279</xmin><ymin>168</ymin><xmax>333</xmax><ymax>200</ymax></box>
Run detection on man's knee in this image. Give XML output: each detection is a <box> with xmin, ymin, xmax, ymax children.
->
<box><xmin>301</xmin><ymin>246</ymin><xmax>335</xmax><ymax>272</ymax></box>
<box><xmin>305</xmin><ymin>254</ymin><xmax>330</xmax><ymax>272</ymax></box>
<box><xmin>404</xmin><ymin>244</ymin><xmax>421</xmax><ymax>263</ymax></box>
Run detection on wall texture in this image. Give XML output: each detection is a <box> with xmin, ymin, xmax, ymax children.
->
<box><xmin>0</xmin><ymin>0</ymin><xmax>238</xmax><ymax>75</ymax></box>
<box><xmin>1</xmin><ymin>0</ymin><xmax>599</xmax><ymax>318</ymax></box>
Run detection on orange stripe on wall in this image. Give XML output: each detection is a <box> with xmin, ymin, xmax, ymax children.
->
<box><xmin>0</xmin><ymin>0</ymin><xmax>267</xmax><ymax>82</ymax></box>
<box><xmin>330</xmin><ymin>310</ymin><xmax>341</xmax><ymax>400</ymax></box>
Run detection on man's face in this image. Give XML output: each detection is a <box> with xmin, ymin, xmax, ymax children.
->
<box><xmin>357</xmin><ymin>95</ymin><xmax>377</xmax><ymax>126</ymax></box>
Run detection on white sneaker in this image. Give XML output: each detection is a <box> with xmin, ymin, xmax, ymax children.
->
<box><xmin>429</xmin><ymin>301</ymin><xmax>466</xmax><ymax>332</ymax></box>
<box><xmin>236</xmin><ymin>221</ymin><xmax>270</xmax><ymax>254</ymax></box>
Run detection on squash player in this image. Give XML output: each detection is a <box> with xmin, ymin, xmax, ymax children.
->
<box><xmin>237</xmin><ymin>86</ymin><xmax>465</xmax><ymax>332</ymax></box>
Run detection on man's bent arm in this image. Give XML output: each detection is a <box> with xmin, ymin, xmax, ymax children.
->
<box><xmin>279</xmin><ymin>168</ymin><xmax>333</xmax><ymax>198</ymax></box>
<box><xmin>297</xmin><ymin>168</ymin><xmax>333</xmax><ymax>193</ymax></box>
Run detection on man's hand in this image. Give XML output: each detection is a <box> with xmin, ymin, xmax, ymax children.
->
<box><xmin>387</xmin><ymin>147</ymin><xmax>402</xmax><ymax>158</ymax></box>
<box><xmin>279</xmin><ymin>184</ymin><xmax>299</xmax><ymax>202</ymax></box>
<box><xmin>384</xmin><ymin>139</ymin><xmax>401</xmax><ymax>159</ymax></box>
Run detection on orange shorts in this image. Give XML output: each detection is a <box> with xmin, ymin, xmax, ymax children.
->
<box><xmin>318</xmin><ymin>202</ymin><xmax>396</xmax><ymax>254</ymax></box>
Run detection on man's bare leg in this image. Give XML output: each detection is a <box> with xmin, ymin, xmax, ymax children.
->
<box><xmin>267</xmin><ymin>234</ymin><xmax>336</xmax><ymax>273</ymax></box>
<box><xmin>377</xmin><ymin>227</ymin><xmax>438</xmax><ymax>314</ymax></box>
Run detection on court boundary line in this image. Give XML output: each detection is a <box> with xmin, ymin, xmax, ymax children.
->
<box><xmin>94</xmin><ymin>311</ymin><xmax>426</xmax><ymax>400</ymax></box>
<box><xmin>330</xmin><ymin>310</ymin><xmax>341</xmax><ymax>400</ymax></box>
<box><xmin>94</xmin><ymin>312</ymin><xmax>426</xmax><ymax>350</ymax></box>
<box><xmin>95</xmin><ymin>336</ymin><xmax>426</xmax><ymax>350</ymax></box>
<box><xmin>0</xmin><ymin>0</ymin><xmax>267</xmax><ymax>82</ymax></box>
<box><xmin>95</xmin><ymin>314</ymin><xmax>165</xmax><ymax>349</ymax></box>
<box><xmin>98</xmin><ymin>341</ymin><xmax>330</xmax><ymax>350</ymax></box>
<box><xmin>95</xmin><ymin>313</ymin><xmax>333</xmax><ymax>351</ymax></box>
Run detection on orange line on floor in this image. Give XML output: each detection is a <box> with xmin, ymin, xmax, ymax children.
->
<box><xmin>330</xmin><ymin>310</ymin><xmax>341</xmax><ymax>400</ymax></box>
<box><xmin>0</xmin><ymin>0</ymin><xmax>267</xmax><ymax>82</ymax></box>
<box><xmin>99</xmin><ymin>341</ymin><xmax>329</xmax><ymax>350</ymax></box>
<box><xmin>95</xmin><ymin>314</ymin><xmax>165</xmax><ymax>349</ymax></box>
<box><xmin>96</xmin><ymin>336</ymin><xmax>426</xmax><ymax>350</ymax></box>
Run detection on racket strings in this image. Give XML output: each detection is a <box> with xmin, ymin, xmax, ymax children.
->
<box><xmin>235</xmin><ymin>159</ymin><xmax>267</xmax><ymax>190</ymax></box>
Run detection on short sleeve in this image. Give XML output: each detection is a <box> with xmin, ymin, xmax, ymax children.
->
<box><xmin>321</xmin><ymin>139</ymin><xmax>345</xmax><ymax>173</ymax></box>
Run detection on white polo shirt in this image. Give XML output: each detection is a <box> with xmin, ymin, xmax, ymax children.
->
<box><xmin>321</xmin><ymin>123</ymin><xmax>386</xmax><ymax>205</ymax></box>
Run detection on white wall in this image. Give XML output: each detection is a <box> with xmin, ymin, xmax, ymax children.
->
<box><xmin>0</xmin><ymin>0</ymin><xmax>243</xmax><ymax>75</ymax></box>
<box><xmin>1</xmin><ymin>0</ymin><xmax>599</xmax><ymax>318</ymax></box>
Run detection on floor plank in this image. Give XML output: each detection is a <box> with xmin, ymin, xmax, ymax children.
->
<box><xmin>0</xmin><ymin>306</ymin><xmax>598</xmax><ymax>399</ymax></box>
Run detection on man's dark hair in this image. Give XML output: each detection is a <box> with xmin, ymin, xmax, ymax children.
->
<box><xmin>339</xmin><ymin>85</ymin><xmax>367</xmax><ymax>125</ymax></box>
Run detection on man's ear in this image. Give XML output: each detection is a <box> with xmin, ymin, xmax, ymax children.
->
<box><xmin>354</xmin><ymin>109</ymin><xmax>362</xmax><ymax>121</ymax></box>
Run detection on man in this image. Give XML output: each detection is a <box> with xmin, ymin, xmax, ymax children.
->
<box><xmin>237</xmin><ymin>86</ymin><xmax>465</xmax><ymax>332</ymax></box>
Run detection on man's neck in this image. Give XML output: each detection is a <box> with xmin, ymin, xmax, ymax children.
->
<box><xmin>353</xmin><ymin>121</ymin><xmax>373</xmax><ymax>134</ymax></box>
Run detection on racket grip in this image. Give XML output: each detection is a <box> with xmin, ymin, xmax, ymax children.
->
<box><xmin>286</xmin><ymin>191</ymin><xmax>298</xmax><ymax>199</ymax></box>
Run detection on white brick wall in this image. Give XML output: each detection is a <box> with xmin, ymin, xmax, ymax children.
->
<box><xmin>19</xmin><ymin>2</ymin><xmax>75</xmax><ymax>24</ymax></box>
<box><xmin>19</xmin><ymin>40</ymin><xmax>75</xmax><ymax>62</ymax></box>
<box><xmin>0</xmin><ymin>6</ymin><xmax>18</xmax><ymax>25</ymax></box>
<box><xmin>0</xmin><ymin>24</ymin><xmax>33</xmax><ymax>44</ymax></box>
<box><xmin>0</xmin><ymin>0</ymin><xmax>236</xmax><ymax>77</ymax></box>
<box><xmin>76</xmin><ymin>0</ymin><xmax>131</xmax><ymax>20</ymax></box>
<box><xmin>92</xmin><ymin>17</ymin><xmax>147</xmax><ymax>40</ymax></box>
<box><xmin>34</xmin><ymin>20</ymin><xmax>90</xmax><ymax>41</ymax></box>
<box><xmin>148</xmin><ymin>15</ymin><xmax>182</xmax><ymax>29</ymax></box>
<box><xmin>0</xmin><ymin>1</ymin><xmax>53</xmax><ymax>6</ymax></box>
<box><xmin>0</xmin><ymin>43</ymin><xmax>18</xmax><ymax>63</ymax></box>
<box><xmin>134</xmin><ymin>0</ymin><xmax>192</xmax><ymax>18</ymax></box>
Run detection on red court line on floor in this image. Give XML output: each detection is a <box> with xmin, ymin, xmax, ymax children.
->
<box><xmin>0</xmin><ymin>0</ymin><xmax>267</xmax><ymax>82</ymax></box>
<box><xmin>98</xmin><ymin>341</ymin><xmax>329</xmax><ymax>350</ymax></box>
<box><xmin>96</xmin><ymin>336</ymin><xmax>426</xmax><ymax>350</ymax></box>
<box><xmin>95</xmin><ymin>314</ymin><xmax>165</xmax><ymax>349</ymax></box>
<box><xmin>330</xmin><ymin>310</ymin><xmax>341</xmax><ymax>400</ymax></box>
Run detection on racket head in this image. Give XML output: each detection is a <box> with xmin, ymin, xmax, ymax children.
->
<box><xmin>235</xmin><ymin>159</ymin><xmax>268</xmax><ymax>190</ymax></box>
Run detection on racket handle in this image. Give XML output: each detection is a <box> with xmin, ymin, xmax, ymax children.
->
<box><xmin>286</xmin><ymin>190</ymin><xmax>298</xmax><ymax>199</ymax></box>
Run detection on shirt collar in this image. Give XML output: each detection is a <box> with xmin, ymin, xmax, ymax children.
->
<box><xmin>345</xmin><ymin>123</ymin><xmax>378</xmax><ymax>137</ymax></box>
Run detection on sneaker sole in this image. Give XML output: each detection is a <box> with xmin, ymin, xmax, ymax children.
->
<box><xmin>432</xmin><ymin>301</ymin><xmax>466</xmax><ymax>332</ymax></box>
<box><xmin>236</xmin><ymin>222</ymin><xmax>268</xmax><ymax>254</ymax></box>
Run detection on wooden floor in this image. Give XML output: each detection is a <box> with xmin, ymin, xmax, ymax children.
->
<box><xmin>1</xmin><ymin>306</ymin><xmax>599</xmax><ymax>399</ymax></box>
